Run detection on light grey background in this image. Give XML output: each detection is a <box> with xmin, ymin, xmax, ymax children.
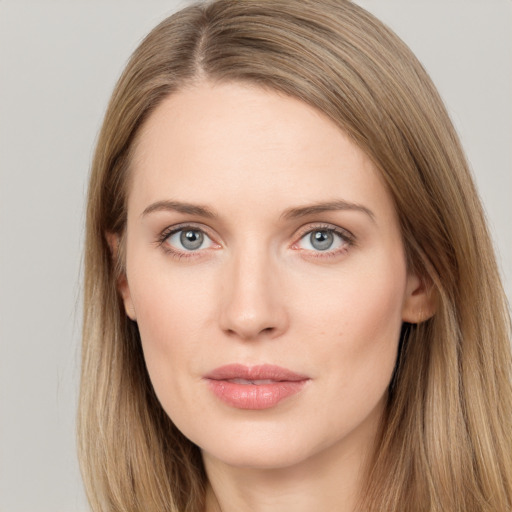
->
<box><xmin>0</xmin><ymin>1</ymin><xmax>510</xmax><ymax>511</ymax></box>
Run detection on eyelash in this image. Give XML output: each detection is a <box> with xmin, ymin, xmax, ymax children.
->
<box><xmin>291</xmin><ymin>223</ymin><xmax>355</xmax><ymax>259</ymax></box>
<box><xmin>156</xmin><ymin>223</ymin><xmax>218</xmax><ymax>260</ymax></box>
<box><xmin>156</xmin><ymin>223</ymin><xmax>356</xmax><ymax>260</ymax></box>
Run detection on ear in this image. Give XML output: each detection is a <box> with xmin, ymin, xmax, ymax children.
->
<box><xmin>401</xmin><ymin>272</ymin><xmax>437</xmax><ymax>324</ymax></box>
<box><xmin>105</xmin><ymin>232</ymin><xmax>137</xmax><ymax>321</ymax></box>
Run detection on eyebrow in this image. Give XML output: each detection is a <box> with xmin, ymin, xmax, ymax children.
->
<box><xmin>141</xmin><ymin>199</ymin><xmax>375</xmax><ymax>222</ymax></box>
<box><xmin>281</xmin><ymin>200</ymin><xmax>375</xmax><ymax>222</ymax></box>
<box><xmin>141</xmin><ymin>200</ymin><xmax>217</xmax><ymax>219</ymax></box>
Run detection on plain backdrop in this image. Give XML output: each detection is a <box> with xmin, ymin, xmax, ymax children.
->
<box><xmin>0</xmin><ymin>1</ymin><xmax>510</xmax><ymax>511</ymax></box>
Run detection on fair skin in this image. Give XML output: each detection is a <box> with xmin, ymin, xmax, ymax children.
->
<box><xmin>117</xmin><ymin>81</ymin><xmax>434</xmax><ymax>512</ymax></box>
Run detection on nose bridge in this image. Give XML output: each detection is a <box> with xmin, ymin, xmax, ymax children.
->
<box><xmin>219</xmin><ymin>239</ymin><xmax>287</xmax><ymax>340</ymax></box>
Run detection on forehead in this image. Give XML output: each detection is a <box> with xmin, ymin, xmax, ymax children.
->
<box><xmin>128</xmin><ymin>81</ymin><xmax>394</xmax><ymax>222</ymax></box>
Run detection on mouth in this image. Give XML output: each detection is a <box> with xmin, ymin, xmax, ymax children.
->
<box><xmin>204</xmin><ymin>364</ymin><xmax>309</xmax><ymax>410</ymax></box>
<box><xmin>226</xmin><ymin>378</ymin><xmax>277</xmax><ymax>385</ymax></box>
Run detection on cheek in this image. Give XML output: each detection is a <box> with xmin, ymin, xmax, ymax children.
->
<box><xmin>126</xmin><ymin>266</ymin><xmax>186</xmax><ymax>375</ymax></box>
<box><xmin>299</xmin><ymin>248</ymin><xmax>405</xmax><ymax>326</ymax></box>
<box><xmin>294</xmin><ymin>253</ymin><xmax>406</xmax><ymax>384</ymax></box>
<box><xmin>126</xmin><ymin>257</ymin><xmax>218</xmax><ymax>408</ymax></box>
<box><xmin>128</xmin><ymin>243</ymin><xmax>209</xmax><ymax>340</ymax></box>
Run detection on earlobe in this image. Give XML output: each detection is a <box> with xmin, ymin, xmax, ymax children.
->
<box><xmin>118</xmin><ymin>273</ymin><xmax>137</xmax><ymax>321</ymax></box>
<box><xmin>401</xmin><ymin>272</ymin><xmax>437</xmax><ymax>324</ymax></box>
<box><xmin>105</xmin><ymin>232</ymin><xmax>137</xmax><ymax>321</ymax></box>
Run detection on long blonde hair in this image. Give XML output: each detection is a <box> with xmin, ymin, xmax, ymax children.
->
<box><xmin>79</xmin><ymin>1</ymin><xmax>512</xmax><ymax>510</ymax></box>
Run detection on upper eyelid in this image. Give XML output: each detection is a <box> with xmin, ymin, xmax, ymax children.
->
<box><xmin>159</xmin><ymin>222</ymin><xmax>216</xmax><ymax>239</ymax></box>
<box><xmin>293</xmin><ymin>222</ymin><xmax>355</xmax><ymax>241</ymax></box>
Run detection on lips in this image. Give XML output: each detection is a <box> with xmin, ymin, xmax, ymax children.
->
<box><xmin>204</xmin><ymin>364</ymin><xmax>309</xmax><ymax>410</ymax></box>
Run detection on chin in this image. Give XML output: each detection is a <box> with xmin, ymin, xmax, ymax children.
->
<box><xmin>195</xmin><ymin>418</ymin><xmax>341</xmax><ymax>472</ymax></box>
<box><xmin>203</xmin><ymin>440</ymin><xmax>315</xmax><ymax>471</ymax></box>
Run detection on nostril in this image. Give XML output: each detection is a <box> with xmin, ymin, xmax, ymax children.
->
<box><xmin>224</xmin><ymin>325</ymin><xmax>277</xmax><ymax>340</ymax></box>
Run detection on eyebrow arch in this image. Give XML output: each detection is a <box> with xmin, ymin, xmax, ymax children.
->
<box><xmin>281</xmin><ymin>200</ymin><xmax>375</xmax><ymax>222</ymax></box>
<box><xmin>141</xmin><ymin>200</ymin><xmax>217</xmax><ymax>219</ymax></box>
<box><xmin>141</xmin><ymin>199</ymin><xmax>374</xmax><ymax>223</ymax></box>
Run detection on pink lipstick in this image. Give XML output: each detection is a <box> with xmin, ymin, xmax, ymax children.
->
<box><xmin>204</xmin><ymin>364</ymin><xmax>309</xmax><ymax>410</ymax></box>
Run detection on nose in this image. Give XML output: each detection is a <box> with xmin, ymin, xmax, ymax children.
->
<box><xmin>218</xmin><ymin>246</ymin><xmax>289</xmax><ymax>341</ymax></box>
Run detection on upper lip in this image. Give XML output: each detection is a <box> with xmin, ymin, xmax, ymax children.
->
<box><xmin>204</xmin><ymin>364</ymin><xmax>309</xmax><ymax>382</ymax></box>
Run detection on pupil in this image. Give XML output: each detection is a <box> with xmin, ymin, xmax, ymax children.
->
<box><xmin>311</xmin><ymin>230</ymin><xmax>333</xmax><ymax>251</ymax></box>
<box><xmin>180</xmin><ymin>230</ymin><xmax>203</xmax><ymax>250</ymax></box>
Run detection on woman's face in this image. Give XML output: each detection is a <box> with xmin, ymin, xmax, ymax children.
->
<box><xmin>119</xmin><ymin>81</ymin><xmax>425</xmax><ymax>471</ymax></box>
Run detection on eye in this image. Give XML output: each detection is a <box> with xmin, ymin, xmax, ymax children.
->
<box><xmin>294</xmin><ymin>227</ymin><xmax>352</xmax><ymax>254</ymax></box>
<box><xmin>163</xmin><ymin>227</ymin><xmax>216</xmax><ymax>252</ymax></box>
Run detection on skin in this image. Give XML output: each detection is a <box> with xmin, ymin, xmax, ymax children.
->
<box><xmin>117</xmin><ymin>81</ymin><xmax>434</xmax><ymax>512</ymax></box>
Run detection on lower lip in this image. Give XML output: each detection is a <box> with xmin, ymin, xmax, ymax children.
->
<box><xmin>206</xmin><ymin>379</ymin><xmax>308</xmax><ymax>410</ymax></box>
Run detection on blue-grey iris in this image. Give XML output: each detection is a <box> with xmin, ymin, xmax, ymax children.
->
<box><xmin>180</xmin><ymin>230</ymin><xmax>204</xmax><ymax>250</ymax></box>
<box><xmin>310</xmin><ymin>230</ymin><xmax>333</xmax><ymax>251</ymax></box>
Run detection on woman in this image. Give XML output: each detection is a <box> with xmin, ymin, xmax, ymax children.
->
<box><xmin>79</xmin><ymin>1</ymin><xmax>512</xmax><ymax>510</ymax></box>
